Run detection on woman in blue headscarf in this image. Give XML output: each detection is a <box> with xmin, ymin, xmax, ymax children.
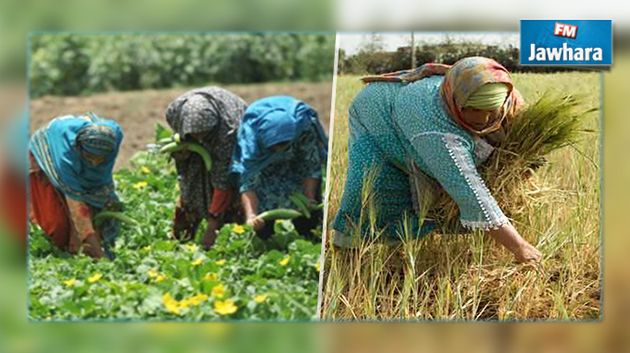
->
<box><xmin>29</xmin><ymin>113</ymin><xmax>123</xmax><ymax>259</ymax></box>
<box><xmin>231</xmin><ymin>96</ymin><xmax>328</xmax><ymax>235</ymax></box>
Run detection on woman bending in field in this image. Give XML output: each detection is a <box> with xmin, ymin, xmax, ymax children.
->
<box><xmin>165</xmin><ymin>87</ymin><xmax>247</xmax><ymax>249</ymax></box>
<box><xmin>29</xmin><ymin>113</ymin><xmax>123</xmax><ymax>259</ymax></box>
<box><xmin>231</xmin><ymin>96</ymin><xmax>328</xmax><ymax>237</ymax></box>
<box><xmin>332</xmin><ymin>57</ymin><xmax>541</xmax><ymax>263</ymax></box>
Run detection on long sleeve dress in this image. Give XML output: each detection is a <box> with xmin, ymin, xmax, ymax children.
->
<box><xmin>333</xmin><ymin>76</ymin><xmax>508</xmax><ymax>244</ymax></box>
<box><xmin>165</xmin><ymin>87</ymin><xmax>247</xmax><ymax>237</ymax></box>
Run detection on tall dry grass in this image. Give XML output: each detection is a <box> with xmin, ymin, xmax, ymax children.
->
<box><xmin>321</xmin><ymin>73</ymin><xmax>601</xmax><ymax>320</ymax></box>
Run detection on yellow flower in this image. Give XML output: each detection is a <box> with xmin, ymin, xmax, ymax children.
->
<box><xmin>185</xmin><ymin>243</ymin><xmax>199</xmax><ymax>252</ymax></box>
<box><xmin>87</xmin><ymin>273</ymin><xmax>103</xmax><ymax>283</ymax></box>
<box><xmin>232</xmin><ymin>224</ymin><xmax>246</xmax><ymax>235</ymax></box>
<box><xmin>193</xmin><ymin>293</ymin><xmax>209</xmax><ymax>304</ymax></box>
<box><xmin>315</xmin><ymin>261</ymin><xmax>321</xmax><ymax>272</ymax></box>
<box><xmin>211</xmin><ymin>284</ymin><xmax>226</xmax><ymax>298</ymax></box>
<box><xmin>148</xmin><ymin>268</ymin><xmax>166</xmax><ymax>282</ymax></box>
<box><xmin>181</xmin><ymin>293</ymin><xmax>208</xmax><ymax>307</ymax></box>
<box><xmin>132</xmin><ymin>181</ymin><xmax>148</xmax><ymax>190</ymax></box>
<box><xmin>279</xmin><ymin>256</ymin><xmax>290</xmax><ymax>267</ymax></box>
<box><xmin>203</xmin><ymin>272</ymin><xmax>218</xmax><ymax>281</ymax></box>
<box><xmin>214</xmin><ymin>300</ymin><xmax>238</xmax><ymax>316</ymax></box>
<box><xmin>162</xmin><ymin>293</ymin><xmax>181</xmax><ymax>315</ymax></box>
<box><xmin>63</xmin><ymin>278</ymin><xmax>77</xmax><ymax>287</ymax></box>
<box><xmin>191</xmin><ymin>258</ymin><xmax>204</xmax><ymax>266</ymax></box>
<box><xmin>254</xmin><ymin>294</ymin><xmax>268</xmax><ymax>303</ymax></box>
<box><xmin>215</xmin><ymin>259</ymin><xmax>226</xmax><ymax>266</ymax></box>
<box><xmin>140</xmin><ymin>166</ymin><xmax>151</xmax><ymax>174</ymax></box>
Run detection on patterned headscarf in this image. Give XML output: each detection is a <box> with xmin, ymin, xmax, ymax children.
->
<box><xmin>440</xmin><ymin>57</ymin><xmax>524</xmax><ymax>135</ymax></box>
<box><xmin>168</xmin><ymin>94</ymin><xmax>220</xmax><ymax>138</ymax></box>
<box><xmin>77</xmin><ymin>124</ymin><xmax>118</xmax><ymax>156</ymax></box>
<box><xmin>361</xmin><ymin>63</ymin><xmax>451</xmax><ymax>83</ymax></box>
<box><xmin>361</xmin><ymin>57</ymin><xmax>525</xmax><ymax>135</ymax></box>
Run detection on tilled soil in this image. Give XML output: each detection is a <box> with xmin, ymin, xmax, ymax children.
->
<box><xmin>30</xmin><ymin>81</ymin><xmax>333</xmax><ymax>170</ymax></box>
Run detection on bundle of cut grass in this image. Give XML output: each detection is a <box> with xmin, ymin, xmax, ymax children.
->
<box><xmin>419</xmin><ymin>92</ymin><xmax>597</xmax><ymax>230</ymax></box>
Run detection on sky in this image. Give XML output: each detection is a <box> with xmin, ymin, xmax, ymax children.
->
<box><xmin>338</xmin><ymin>32</ymin><xmax>520</xmax><ymax>55</ymax></box>
<box><xmin>335</xmin><ymin>0</ymin><xmax>628</xmax><ymax>33</ymax></box>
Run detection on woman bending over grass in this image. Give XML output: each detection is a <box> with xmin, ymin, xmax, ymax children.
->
<box><xmin>333</xmin><ymin>57</ymin><xmax>541</xmax><ymax>264</ymax></box>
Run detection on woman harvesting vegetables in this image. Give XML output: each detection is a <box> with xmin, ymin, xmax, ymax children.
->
<box><xmin>332</xmin><ymin>57</ymin><xmax>541</xmax><ymax>264</ymax></box>
<box><xmin>231</xmin><ymin>96</ymin><xmax>328</xmax><ymax>237</ymax></box>
<box><xmin>165</xmin><ymin>87</ymin><xmax>247</xmax><ymax>249</ymax></box>
<box><xmin>29</xmin><ymin>113</ymin><xmax>123</xmax><ymax>259</ymax></box>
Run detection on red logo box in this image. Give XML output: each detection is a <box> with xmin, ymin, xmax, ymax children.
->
<box><xmin>554</xmin><ymin>22</ymin><xmax>578</xmax><ymax>39</ymax></box>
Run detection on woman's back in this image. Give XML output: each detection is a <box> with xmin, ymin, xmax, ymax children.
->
<box><xmin>394</xmin><ymin>76</ymin><xmax>471</xmax><ymax>139</ymax></box>
<box><xmin>393</xmin><ymin>76</ymin><xmax>478</xmax><ymax>174</ymax></box>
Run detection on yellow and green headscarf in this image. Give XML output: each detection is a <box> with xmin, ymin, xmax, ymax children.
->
<box><xmin>463</xmin><ymin>82</ymin><xmax>510</xmax><ymax>110</ymax></box>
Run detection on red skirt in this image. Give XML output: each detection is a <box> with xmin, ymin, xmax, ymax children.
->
<box><xmin>0</xmin><ymin>164</ymin><xmax>27</xmax><ymax>244</ymax></box>
<box><xmin>28</xmin><ymin>153</ymin><xmax>72</xmax><ymax>250</ymax></box>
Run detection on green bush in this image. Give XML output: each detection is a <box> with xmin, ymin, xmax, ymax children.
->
<box><xmin>30</xmin><ymin>33</ymin><xmax>335</xmax><ymax>97</ymax></box>
<box><xmin>30</xmin><ymin>35</ymin><xmax>91</xmax><ymax>96</ymax></box>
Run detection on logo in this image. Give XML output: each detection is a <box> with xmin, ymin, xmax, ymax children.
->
<box><xmin>520</xmin><ymin>20</ymin><xmax>612</xmax><ymax>66</ymax></box>
<box><xmin>554</xmin><ymin>22</ymin><xmax>578</xmax><ymax>39</ymax></box>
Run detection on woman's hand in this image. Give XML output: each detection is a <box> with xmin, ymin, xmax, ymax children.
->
<box><xmin>241</xmin><ymin>190</ymin><xmax>265</xmax><ymax>231</ymax></box>
<box><xmin>68</xmin><ymin>232</ymin><xmax>82</xmax><ymax>254</ymax></box>
<box><xmin>82</xmin><ymin>233</ymin><xmax>104</xmax><ymax>259</ymax></box>
<box><xmin>65</xmin><ymin>197</ymin><xmax>103</xmax><ymax>259</ymax></box>
<box><xmin>104</xmin><ymin>199</ymin><xmax>124</xmax><ymax>212</ymax></box>
<box><xmin>514</xmin><ymin>243</ymin><xmax>542</xmax><ymax>264</ymax></box>
<box><xmin>171</xmin><ymin>150</ymin><xmax>191</xmax><ymax>161</ymax></box>
<box><xmin>487</xmin><ymin>223</ymin><xmax>542</xmax><ymax>264</ymax></box>
<box><xmin>246</xmin><ymin>216</ymin><xmax>265</xmax><ymax>231</ymax></box>
<box><xmin>202</xmin><ymin>216</ymin><xmax>221</xmax><ymax>250</ymax></box>
<box><xmin>302</xmin><ymin>177</ymin><xmax>320</xmax><ymax>201</ymax></box>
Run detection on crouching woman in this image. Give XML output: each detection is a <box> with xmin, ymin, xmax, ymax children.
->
<box><xmin>29</xmin><ymin>113</ymin><xmax>123</xmax><ymax>259</ymax></box>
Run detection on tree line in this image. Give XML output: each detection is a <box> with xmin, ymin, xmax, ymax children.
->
<box><xmin>30</xmin><ymin>33</ymin><xmax>335</xmax><ymax>97</ymax></box>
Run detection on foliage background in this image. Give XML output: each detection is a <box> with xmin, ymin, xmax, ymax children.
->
<box><xmin>338</xmin><ymin>34</ymin><xmax>590</xmax><ymax>75</ymax></box>
<box><xmin>30</xmin><ymin>33</ymin><xmax>335</xmax><ymax>97</ymax></box>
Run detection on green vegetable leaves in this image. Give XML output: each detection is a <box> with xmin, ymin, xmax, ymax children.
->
<box><xmin>29</xmin><ymin>142</ymin><xmax>321</xmax><ymax>321</ymax></box>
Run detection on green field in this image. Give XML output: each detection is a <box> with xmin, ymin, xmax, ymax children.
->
<box><xmin>321</xmin><ymin>72</ymin><xmax>601</xmax><ymax>320</ymax></box>
<box><xmin>28</xmin><ymin>139</ymin><xmax>322</xmax><ymax>321</ymax></box>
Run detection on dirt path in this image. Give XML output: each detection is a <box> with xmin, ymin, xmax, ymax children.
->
<box><xmin>30</xmin><ymin>81</ymin><xmax>333</xmax><ymax>170</ymax></box>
